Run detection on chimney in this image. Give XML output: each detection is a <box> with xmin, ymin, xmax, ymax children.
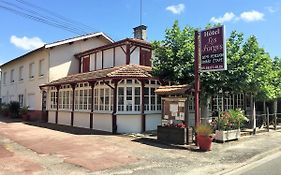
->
<box><xmin>133</xmin><ymin>25</ymin><xmax>147</xmax><ymax>40</ymax></box>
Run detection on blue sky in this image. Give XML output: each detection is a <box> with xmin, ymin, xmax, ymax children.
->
<box><xmin>0</xmin><ymin>0</ymin><xmax>280</xmax><ymax>64</ymax></box>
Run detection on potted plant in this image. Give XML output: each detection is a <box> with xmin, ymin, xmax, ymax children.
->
<box><xmin>19</xmin><ymin>106</ymin><xmax>29</xmax><ymax>121</ymax></box>
<box><xmin>196</xmin><ymin>124</ymin><xmax>213</xmax><ymax>151</ymax></box>
<box><xmin>215</xmin><ymin>108</ymin><xmax>249</xmax><ymax>142</ymax></box>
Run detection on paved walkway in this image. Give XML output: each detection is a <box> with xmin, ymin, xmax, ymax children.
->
<box><xmin>1</xmin><ymin>117</ymin><xmax>281</xmax><ymax>175</ymax></box>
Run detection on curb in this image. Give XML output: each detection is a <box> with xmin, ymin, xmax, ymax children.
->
<box><xmin>214</xmin><ymin>144</ymin><xmax>281</xmax><ymax>175</ymax></box>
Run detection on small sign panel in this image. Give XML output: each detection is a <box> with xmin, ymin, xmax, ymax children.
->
<box><xmin>200</xmin><ymin>26</ymin><xmax>227</xmax><ymax>72</ymax></box>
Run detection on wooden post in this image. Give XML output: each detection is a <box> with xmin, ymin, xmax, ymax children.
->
<box><xmin>267</xmin><ymin>107</ymin><xmax>270</xmax><ymax>132</ymax></box>
<box><xmin>126</xmin><ymin>43</ymin><xmax>130</xmax><ymax>65</ymax></box>
<box><xmin>194</xmin><ymin>30</ymin><xmax>200</xmax><ymax>128</ymax></box>
<box><xmin>71</xmin><ymin>84</ymin><xmax>76</xmax><ymax>126</ymax></box>
<box><xmin>141</xmin><ymin>80</ymin><xmax>146</xmax><ymax>133</ymax></box>
<box><xmin>194</xmin><ymin>30</ymin><xmax>200</xmax><ymax>146</ymax></box>
<box><xmin>55</xmin><ymin>85</ymin><xmax>60</xmax><ymax>124</ymax></box>
<box><xmin>112</xmin><ymin>80</ymin><xmax>119</xmax><ymax>134</ymax></box>
<box><xmin>90</xmin><ymin>82</ymin><xmax>95</xmax><ymax>129</ymax></box>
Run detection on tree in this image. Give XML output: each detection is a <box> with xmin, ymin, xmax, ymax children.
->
<box><xmin>152</xmin><ymin>20</ymin><xmax>196</xmax><ymax>84</ymax></box>
<box><xmin>152</xmin><ymin>20</ymin><xmax>280</xmax><ymax>106</ymax></box>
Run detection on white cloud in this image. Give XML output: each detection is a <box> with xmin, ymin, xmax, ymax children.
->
<box><xmin>10</xmin><ymin>35</ymin><xmax>45</xmax><ymax>50</ymax></box>
<box><xmin>210</xmin><ymin>12</ymin><xmax>236</xmax><ymax>23</ymax></box>
<box><xmin>166</xmin><ymin>3</ymin><xmax>185</xmax><ymax>14</ymax></box>
<box><xmin>240</xmin><ymin>10</ymin><xmax>264</xmax><ymax>22</ymax></box>
<box><xmin>265</xmin><ymin>6</ymin><xmax>278</xmax><ymax>13</ymax></box>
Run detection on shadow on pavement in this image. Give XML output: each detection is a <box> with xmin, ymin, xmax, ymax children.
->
<box><xmin>132</xmin><ymin>137</ymin><xmax>201</xmax><ymax>151</ymax></box>
<box><xmin>0</xmin><ymin>116</ymin><xmax>22</xmax><ymax>123</ymax></box>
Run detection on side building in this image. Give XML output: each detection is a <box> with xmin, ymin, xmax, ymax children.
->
<box><xmin>0</xmin><ymin>32</ymin><xmax>113</xmax><ymax>120</ymax></box>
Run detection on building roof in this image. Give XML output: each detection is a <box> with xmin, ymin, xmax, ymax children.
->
<box><xmin>40</xmin><ymin>64</ymin><xmax>153</xmax><ymax>87</ymax></box>
<box><xmin>0</xmin><ymin>32</ymin><xmax>113</xmax><ymax>68</ymax></box>
<box><xmin>155</xmin><ymin>84</ymin><xmax>194</xmax><ymax>96</ymax></box>
<box><xmin>75</xmin><ymin>38</ymin><xmax>152</xmax><ymax>58</ymax></box>
<box><xmin>45</xmin><ymin>32</ymin><xmax>113</xmax><ymax>48</ymax></box>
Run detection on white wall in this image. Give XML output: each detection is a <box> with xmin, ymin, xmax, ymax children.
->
<box><xmin>74</xmin><ymin>112</ymin><xmax>90</xmax><ymax>128</ymax></box>
<box><xmin>188</xmin><ymin>112</ymin><xmax>195</xmax><ymax>127</ymax></box>
<box><xmin>130</xmin><ymin>47</ymin><xmax>140</xmax><ymax>65</ymax></box>
<box><xmin>1</xmin><ymin>49</ymin><xmax>49</xmax><ymax>111</ymax></box>
<box><xmin>58</xmin><ymin>111</ymin><xmax>71</xmax><ymax>125</ymax></box>
<box><xmin>117</xmin><ymin>114</ymin><xmax>142</xmax><ymax>133</ymax></box>
<box><xmin>103</xmin><ymin>49</ymin><xmax>114</xmax><ymax>68</ymax></box>
<box><xmin>146</xmin><ymin>114</ymin><xmax>161</xmax><ymax>131</ymax></box>
<box><xmin>115</xmin><ymin>46</ymin><xmax>126</xmax><ymax>66</ymax></box>
<box><xmin>48</xmin><ymin>111</ymin><xmax>56</xmax><ymax>123</ymax></box>
<box><xmin>93</xmin><ymin>113</ymin><xmax>112</xmax><ymax>132</ymax></box>
<box><xmin>49</xmin><ymin>37</ymin><xmax>111</xmax><ymax>81</ymax></box>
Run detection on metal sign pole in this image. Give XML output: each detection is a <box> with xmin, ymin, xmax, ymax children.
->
<box><xmin>194</xmin><ymin>30</ymin><xmax>200</xmax><ymax>131</ymax></box>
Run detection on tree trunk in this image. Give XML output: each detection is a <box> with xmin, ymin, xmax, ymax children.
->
<box><xmin>200</xmin><ymin>96</ymin><xmax>210</xmax><ymax>124</ymax></box>
<box><xmin>251</xmin><ymin>94</ymin><xmax>256</xmax><ymax>134</ymax></box>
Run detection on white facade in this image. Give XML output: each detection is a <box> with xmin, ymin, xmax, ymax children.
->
<box><xmin>1</xmin><ymin>48</ymin><xmax>48</xmax><ymax>110</ymax></box>
<box><xmin>1</xmin><ymin>33</ymin><xmax>112</xmax><ymax>112</ymax></box>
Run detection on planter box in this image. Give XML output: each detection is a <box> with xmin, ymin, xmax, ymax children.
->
<box><xmin>215</xmin><ymin>129</ymin><xmax>240</xmax><ymax>142</ymax></box>
<box><xmin>157</xmin><ymin>126</ymin><xmax>192</xmax><ymax>145</ymax></box>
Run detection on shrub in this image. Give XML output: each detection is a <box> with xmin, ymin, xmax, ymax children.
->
<box><xmin>217</xmin><ymin>108</ymin><xmax>249</xmax><ymax>130</ymax></box>
<box><xmin>9</xmin><ymin>101</ymin><xmax>20</xmax><ymax>118</ymax></box>
<box><xmin>19</xmin><ymin>106</ymin><xmax>29</xmax><ymax>115</ymax></box>
<box><xmin>0</xmin><ymin>103</ymin><xmax>10</xmax><ymax>116</ymax></box>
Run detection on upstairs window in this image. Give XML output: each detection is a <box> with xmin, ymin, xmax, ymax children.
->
<box><xmin>140</xmin><ymin>49</ymin><xmax>152</xmax><ymax>66</ymax></box>
<box><xmin>19</xmin><ymin>94</ymin><xmax>24</xmax><ymax>107</ymax></box>
<box><xmin>10</xmin><ymin>69</ymin><xmax>15</xmax><ymax>83</ymax></box>
<box><xmin>82</xmin><ymin>56</ymin><xmax>90</xmax><ymax>73</ymax></box>
<box><xmin>19</xmin><ymin>66</ymin><xmax>24</xmax><ymax>81</ymax></box>
<box><xmin>39</xmin><ymin>59</ymin><xmax>45</xmax><ymax>76</ymax></box>
<box><xmin>3</xmin><ymin>72</ymin><xmax>7</xmax><ymax>84</ymax></box>
<box><xmin>29</xmin><ymin>62</ymin><xmax>35</xmax><ymax>79</ymax></box>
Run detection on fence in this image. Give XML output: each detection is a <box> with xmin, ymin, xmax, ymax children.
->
<box><xmin>255</xmin><ymin>112</ymin><xmax>281</xmax><ymax>131</ymax></box>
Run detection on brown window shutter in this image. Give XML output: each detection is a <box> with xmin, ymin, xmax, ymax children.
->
<box><xmin>82</xmin><ymin>56</ymin><xmax>90</xmax><ymax>72</ymax></box>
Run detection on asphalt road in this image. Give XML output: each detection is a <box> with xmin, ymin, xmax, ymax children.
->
<box><xmin>227</xmin><ymin>150</ymin><xmax>281</xmax><ymax>175</ymax></box>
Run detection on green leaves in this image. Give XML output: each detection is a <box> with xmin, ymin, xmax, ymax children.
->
<box><xmin>152</xmin><ymin>20</ymin><xmax>281</xmax><ymax>101</ymax></box>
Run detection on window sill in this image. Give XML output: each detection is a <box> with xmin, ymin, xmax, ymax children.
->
<box><xmin>93</xmin><ymin>111</ymin><xmax>112</xmax><ymax>114</ymax></box>
<box><xmin>144</xmin><ymin>111</ymin><xmax>162</xmax><ymax>114</ymax></box>
<box><xmin>116</xmin><ymin>111</ymin><xmax>142</xmax><ymax>115</ymax></box>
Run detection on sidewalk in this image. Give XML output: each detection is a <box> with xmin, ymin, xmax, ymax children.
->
<box><xmin>1</xmin><ymin>116</ymin><xmax>281</xmax><ymax>175</ymax></box>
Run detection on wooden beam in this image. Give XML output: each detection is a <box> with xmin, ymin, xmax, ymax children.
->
<box><xmin>126</xmin><ymin>43</ymin><xmax>130</xmax><ymax>65</ymax></box>
<box><xmin>102</xmin><ymin>50</ymin><xmax>104</xmax><ymax>69</ymax></box>
<box><xmin>113</xmin><ymin>47</ymin><xmax>115</xmax><ymax>67</ymax></box>
<box><xmin>130</xmin><ymin>46</ymin><xmax>137</xmax><ymax>54</ymax></box>
<box><xmin>120</xmin><ymin>45</ymin><xmax>126</xmax><ymax>54</ymax></box>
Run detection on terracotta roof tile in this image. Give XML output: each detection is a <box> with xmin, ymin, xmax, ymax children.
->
<box><xmin>155</xmin><ymin>84</ymin><xmax>193</xmax><ymax>96</ymax></box>
<box><xmin>41</xmin><ymin>64</ymin><xmax>153</xmax><ymax>87</ymax></box>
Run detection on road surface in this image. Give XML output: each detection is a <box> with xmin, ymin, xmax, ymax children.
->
<box><xmin>226</xmin><ymin>150</ymin><xmax>281</xmax><ymax>175</ymax></box>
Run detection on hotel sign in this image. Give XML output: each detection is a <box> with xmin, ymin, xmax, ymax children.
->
<box><xmin>200</xmin><ymin>26</ymin><xmax>227</xmax><ymax>72</ymax></box>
